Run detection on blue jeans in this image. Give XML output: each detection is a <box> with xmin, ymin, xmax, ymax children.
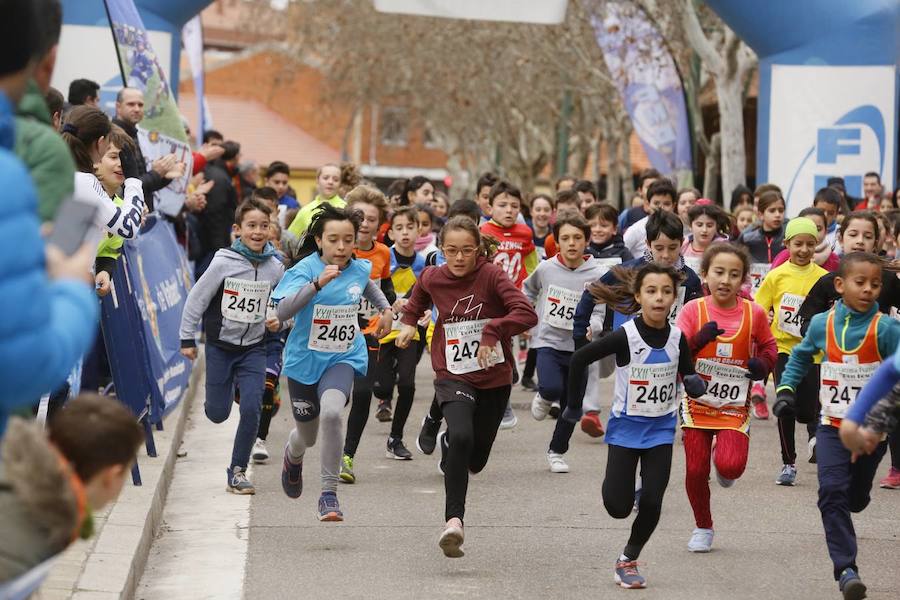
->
<box><xmin>538</xmin><ymin>348</ymin><xmax>576</xmax><ymax>454</ymax></box>
<box><xmin>816</xmin><ymin>423</ymin><xmax>887</xmax><ymax>580</ymax></box>
<box><xmin>205</xmin><ymin>344</ymin><xmax>265</xmax><ymax>471</ymax></box>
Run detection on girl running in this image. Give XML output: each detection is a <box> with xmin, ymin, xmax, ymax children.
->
<box><xmin>530</xmin><ymin>193</ymin><xmax>554</xmax><ymax>260</ymax></box>
<box><xmin>273</xmin><ymin>205</ymin><xmax>393</xmax><ymax>521</ymax></box>
<box><xmin>676</xmin><ymin>243</ymin><xmax>777</xmax><ymax>552</ymax></box>
<box><xmin>415</xmin><ymin>204</ymin><xmax>439</xmax><ymax>258</ymax></box>
<box><xmin>681</xmin><ymin>204</ymin><xmax>730</xmax><ymax>274</ymax></box>
<box><xmin>395</xmin><ymin>216</ymin><xmax>537</xmax><ymax>557</ymax></box>
<box><xmin>771</xmin><ymin>207</ymin><xmax>839</xmax><ymax>272</ymax></box>
<box><xmin>561</xmin><ymin>263</ymin><xmax>706</xmax><ymax>589</ymax></box>
<box><xmin>755</xmin><ymin>217</ymin><xmax>828</xmax><ymax>485</ymax></box>
<box><xmin>340</xmin><ymin>186</ymin><xmax>395</xmax><ymax>484</ymax></box>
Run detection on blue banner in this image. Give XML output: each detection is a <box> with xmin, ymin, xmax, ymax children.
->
<box><xmin>593</xmin><ymin>1</ymin><xmax>692</xmax><ymax>179</ymax></box>
<box><xmin>100</xmin><ymin>218</ymin><xmax>193</xmax><ymax>422</ymax></box>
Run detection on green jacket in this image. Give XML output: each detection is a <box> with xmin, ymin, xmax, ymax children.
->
<box><xmin>15</xmin><ymin>79</ymin><xmax>75</xmax><ymax>222</ymax></box>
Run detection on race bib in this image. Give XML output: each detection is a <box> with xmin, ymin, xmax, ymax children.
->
<box><xmin>391</xmin><ymin>310</ymin><xmax>404</xmax><ymax>331</ymax></box>
<box><xmin>777</xmin><ymin>293</ymin><xmax>805</xmax><ymax>337</ymax></box>
<box><xmin>820</xmin><ymin>361</ymin><xmax>878</xmax><ymax>419</ymax></box>
<box><xmin>668</xmin><ymin>287</ymin><xmax>687</xmax><ymax>325</ymax></box>
<box><xmin>358</xmin><ymin>296</ymin><xmax>379</xmax><ymax>320</ymax></box>
<box><xmin>694</xmin><ymin>359</ymin><xmax>750</xmax><ymax>408</ymax></box>
<box><xmin>544</xmin><ymin>284</ymin><xmax>580</xmax><ymax>330</ymax></box>
<box><xmin>308</xmin><ymin>304</ymin><xmax>357</xmax><ymax>352</ymax></box>
<box><xmin>683</xmin><ymin>256</ymin><xmax>702</xmax><ymax>274</ymax></box>
<box><xmin>595</xmin><ymin>257</ymin><xmax>621</xmax><ymax>276</ymax></box>
<box><xmin>444</xmin><ymin>319</ymin><xmax>505</xmax><ymax>375</ymax></box>
<box><xmin>221</xmin><ymin>278</ymin><xmax>269</xmax><ymax>324</ymax></box>
<box><xmin>748</xmin><ymin>263</ymin><xmax>770</xmax><ymax>294</ymax></box>
<box><xmin>626</xmin><ymin>362</ymin><xmax>678</xmax><ymax>417</ymax></box>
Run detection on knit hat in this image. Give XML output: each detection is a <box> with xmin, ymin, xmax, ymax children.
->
<box><xmin>784</xmin><ymin>217</ymin><xmax>818</xmax><ymax>241</ymax></box>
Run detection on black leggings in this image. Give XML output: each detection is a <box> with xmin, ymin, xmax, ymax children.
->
<box><xmin>375</xmin><ymin>340</ymin><xmax>418</xmax><ymax>440</ymax></box>
<box><xmin>343</xmin><ymin>341</ymin><xmax>379</xmax><ymax>457</ymax></box>
<box><xmin>603</xmin><ymin>444</ymin><xmax>673</xmax><ymax>560</ymax></box>
<box><xmin>774</xmin><ymin>353</ymin><xmax>819</xmax><ymax>464</ymax></box>
<box><xmin>439</xmin><ymin>380</ymin><xmax>510</xmax><ymax>522</ymax></box>
<box><xmin>523</xmin><ymin>347</ymin><xmax>537</xmax><ymax>380</ymax></box>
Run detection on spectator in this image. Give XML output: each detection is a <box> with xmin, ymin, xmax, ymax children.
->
<box><xmin>112</xmin><ymin>87</ymin><xmax>182</xmax><ymax>205</ymax></box>
<box><xmin>238</xmin><ymin>160</ymin><xmax>258</xmax><ymax>200</ymax></box>
<box><xmin>858</xmin><ymin>171</ymin><xmax>883</xmax><ymax>210</ymax></box>
<box><xmin>195</xmin><ymin>138</ymin><xmax>240</xmax><ymax>277</ymax></box>
<box><xmin>0</xmin><ymin>0</ymin><xmax>98</xmax><ymax>436</ymax></box>
<box><xmin>0</xmin><ymin>394</ymin><xmax>144</xmax><ymax>581</ymax></box>
<box><xmin>67</xmin><ymin>78</ymin><xmax>100</xmax><ymax>107</ymax></box>
<box><xmin>44</xmin><ymin>86</ymin><xmax>63</xmax><ymax>130</ymax></box>
<box><xmin>13</xmin><ymin>0</ymin><xmax>75</xmax><ymax>222</ymax></box>
<box><xmin>203</xmin><ymin>129</ymin><xmax>224</xmax><ymax>145</ymax></box>
<box><xmin>181</xmin><ymin>119</ymin><xmax>224</xmax><ymax>176</ymax></box>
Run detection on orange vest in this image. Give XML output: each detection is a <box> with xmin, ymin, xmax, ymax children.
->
<box><xmin>354</xmin><ymin>242</ymin><xmax>391</xmax><ymax>337</ymax></box>
<box><xmin>820</xmin><ymin>310</ymin><xmax>882</xmax><ymax>427</ymax></box>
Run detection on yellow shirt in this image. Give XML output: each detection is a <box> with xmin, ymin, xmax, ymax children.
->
<box><xmin>754</xmin><ymin>260</ymin><xmax>828</xmax><ymax>354</ymax></box>
<box><xmin>287</xmin><ymin>194</ymin><xmax>345</xmax><ymax>238</ymax></box>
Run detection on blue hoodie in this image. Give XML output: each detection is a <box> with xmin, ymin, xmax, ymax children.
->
<box><xmin>0</xmin><ymin>92</ymin><xmax>97</xmax><ymax>436</ymax></box>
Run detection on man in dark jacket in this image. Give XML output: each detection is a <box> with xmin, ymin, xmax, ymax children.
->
<box><xmin>195</xmin><ymin>140</ymin><xmax>240</xmax><ymax>277</ymax></box>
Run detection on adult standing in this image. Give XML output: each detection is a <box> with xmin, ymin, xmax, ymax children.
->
<box><xmin>67</xmin><ymin>78</ymin><xmax>100</xmax><ymax>107</ymax></box>
<box><xmin>195</xmin><ymin>139</ymin><xmax>240</xmax><ymax>277</ymax></box>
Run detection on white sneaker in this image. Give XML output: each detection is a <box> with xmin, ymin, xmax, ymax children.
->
<box><xmin>252</xmin><ymin>438</ymin><xmax>269</xmax><ymax>463</ymax></box>
<box><xmin>808</xmin><ymin>436</ymin><xmax>817</xmax><ymax>464</ymax></box>
<box><xmin>687</xmin><ymin>528</ymin><xmax>714</xmax><ymax>552</ymax></box>
<box><xmin>531</xmin><ymin>392</ymin><xmax>551</xmax><ymax>421</ymax></box>
<box><xmin>499</xmin><ymin>403</ymin><xmax>517</xmax><ymax>430</ymax></box>
<box><xmin>547</xmin><ymin>452</ymin><xmax>570</xmax><ymax>473</ymax></box>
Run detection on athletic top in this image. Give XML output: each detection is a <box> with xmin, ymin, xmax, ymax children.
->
<box><xmin>74</xmin><ymin>172</ymin><xmax>145</xmax><ymax>250</ymax></box>
<box><xmin>287</xmin><ymin>194</ymin><xmax>345</xmax><ymax>238</ymax></box>
<box><xmin>754</xmin><ymin>260</ymin><xmax>828</xmax><ymax>354</ymax></box>
<box><xmin>480</xmin><ymin>220</ymin><xmax>538</xmax><ymax>289</ymax></box>
<box><xmin>272</xmin><ymin>253</ymin><xmax>374</xmax><ymax>384</ymax></box>
<box><xmin>381</xmin><ymin>248</ymin><xmax>426</xmax><ymax>344</ymax></box>
<box><xmin>354</xmin><ymin>242</ymin><xmax>392</xmax><ymax>336</ymax></box>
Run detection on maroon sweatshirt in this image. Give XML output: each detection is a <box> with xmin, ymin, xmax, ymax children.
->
<box><xmin>401</xmin><ymin>257</ymin><xmax>538</xmax><ymax>389</ymax></box>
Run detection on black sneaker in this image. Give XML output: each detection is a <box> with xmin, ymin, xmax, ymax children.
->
<box><xmin>386</xmin><ymin>437</ymin><xmax>413</xmax><ymax>460</ymax></box>
<box><xmin>375</xmin><ymin>401</ymin><xmax>393</xmax><ymax>422</ymax></box>
<box><xmin>549</xmin><ymin>401</ymin><xmax>561</xmax><ymax>419</ymax></box>
<box><xmin>416</xmin><ymin>415</ymin><xmax>440</xmax><ymax>455</ymax></box>
<box><xmin>520</xmin><ymin>376</ymin><xmax>537</xmax><ymax>391</ymax></box>
<box><xmin>438</xmin><ymin>430</ymin><xmax>449</xmax><ymax>475</ymax></box>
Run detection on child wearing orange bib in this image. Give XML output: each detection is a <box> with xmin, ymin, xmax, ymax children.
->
<box><xmin>676</xmin><ymin>244</ymin><xmax>777</xmax><ymax>553</ymax></box>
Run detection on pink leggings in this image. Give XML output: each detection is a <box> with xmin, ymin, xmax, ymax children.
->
<box><xmin>683</xmin><ymin>428</ymin><xmax>749</xmax><ymax>529</ymax></box>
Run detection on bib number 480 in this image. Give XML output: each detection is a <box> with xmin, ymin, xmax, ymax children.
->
<box><xmin>706</xmin><ymin>381</ymin><xmax>743</xmax><ymax>402</ymax></box>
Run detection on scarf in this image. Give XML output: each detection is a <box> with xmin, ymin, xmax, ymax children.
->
<box><xmin>415</xmin><ymin>232</ymin><xmax>435</xmax><ymax>253</ymax></box>
<box><xmin>231</xmin><ymin>238</ymin><xmax>278</xmax><ymax>262</ymax></box>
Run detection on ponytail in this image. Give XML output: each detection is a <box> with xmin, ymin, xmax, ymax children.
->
<box><xmin>61</xmin><ymin>105</ymin><xmax>111</xmax><ymax>173</ymax></box>
<box><xmin>588</xmin><ymin>263</ymin><xmax>683</xmax><ymax>315</ymax></box>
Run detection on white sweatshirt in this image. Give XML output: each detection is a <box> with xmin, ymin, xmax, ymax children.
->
<box><xmin>73</xmin><ymin>173</ymin><xmax>145</xmax><ymax>250</ymax></box>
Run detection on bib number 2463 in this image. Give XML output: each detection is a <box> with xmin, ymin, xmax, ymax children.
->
<box><xmin>308</xmin><ymin>304</ymin><xmax>357</xmax><ymax>352</ymax></box>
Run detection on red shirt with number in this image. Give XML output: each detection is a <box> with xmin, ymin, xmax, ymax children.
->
<box><xmin>480</xmin><ymin>220</ymin><xmax>538</xmax><ymax>289</ymax></box>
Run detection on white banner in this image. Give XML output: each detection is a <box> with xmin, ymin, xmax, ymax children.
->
<box><xmin>181</xmin><ymin>15</ymin><xmax>210</xmax><ymax>139</ymax></box>
<box><xmin>768</xmin><ymin>65</ymin><xmax>896</xmax><ymax>216</ymax></box>
<box><xmin>373</xmin><ymin>0</ymin><xmax>568</xmax><ymax>23</ymax></box>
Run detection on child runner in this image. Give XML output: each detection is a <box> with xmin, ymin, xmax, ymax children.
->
<box><xmin>273</xmin><ymin>204</ymin><xmax>393</xmax><ymax>520</ymax></box>
<box><xmin>623</xmin><ymin>179</ymin><xmax>678</xmax><ymax>259</ymax></box>
<box><xmin>732</xmin><ymin>206</ymin><xmax>756</xmax><ymax>239</ymax></box>
<box><xmin>396</xmin><ymin>216</ymin><xmax>537</xmax><ymax>557</ymax></box>
<box><xmin>771</xmin><ymin>207</ymin><xmax>839</xmax><ymax>272</ymax></box>
<box><xmin>585</xmin><ymin>204</ymin><xmax>633</xmax><ymax>262</ymax></box>
<box><xmin>813</xmin><ymin>186</ymin><xmax>843</xmax><ymax>249</ymax></box>
<box><xmin>774</xmin><ymin>252</ymin><xmax>900</xmax><ymax>600</ymax></box>
<box><xmin>373</xmin><ymin>206</ymin><xmax>428</xmax><ymax>455</ymax></box>
<box><xmin>561</xmin><ymin>263</ymin><xmax>706</xmax><ymax>589</ymax></box>
<box><xmin>340</xmin><ymin>186</ymin><xmax>395</xmax><ymax>484</ymax></box>
<box><xmin>736</xmin><ymin>188</ymin><xmax>786</xmax><ymax>420</ymax></box>
<box><xmin>680</xmin><ymin>204</ymin><xmax>730</xmax><ymax>274</ymax></box>
<box><xmin>522</xmin><ymin>213</ymin><xmax>609</xmax><ymax>472</ymax></box>
<box><xmin>755</xmin><ymin>217</ymin><xmax>828</xmax><ymax>485</ymax></box>
<box><xmin>179</xmin><ymin>198</ymin><xmax>285</xmax><ymax>494</ymax></box>
<box><xmin>676</xmin><ymin>188</ymin><xmax>700</xmax><ymax>236</ymax></box>
<box><xmin>480</xmin><ymin>180</ymin><xmax>539</xmax><ymax>428</ymax></box>
<box><xmin>415</xmin><ymin>203</ymin><xmax>439</xmax><ymax>258</ymax></box>
<box><xmin>677</xmin><ymin>243</ymin><xmax>777</xmax><ymax>552</ymax></box>
<box><xmin>529</xmin><ymin>193</ymin><xmax>555</xmax><ymax>260</ymax></box>
<box><xmin>287</xmin><ymin>163</ymin><xmax>344</xmax><ymax>237</ymax></box>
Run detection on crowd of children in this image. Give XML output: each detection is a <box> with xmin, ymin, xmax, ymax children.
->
<box><xmin>175</xmin><ymin>161</ymin><xmax>900</xmax><ymax>600</ymax></box>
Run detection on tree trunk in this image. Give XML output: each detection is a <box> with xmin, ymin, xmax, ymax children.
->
<box><xmin>606</xmin><ymin>136</ymin><xmax>621</xmax><ymax>208</ymax></box>
<box><xmin>703</xmin><ymin>132</ymin><xmax>721</xmax><ymax>201</ymax></box>
<box><xmin>715</xmin><ymin>74</ymin><xmax>746</xmax><ymax>201</ymax></box>
<box><xmin>620</xmin><ymin>122</ymin><xmax>635</xmax><ymax>207</ymax></box>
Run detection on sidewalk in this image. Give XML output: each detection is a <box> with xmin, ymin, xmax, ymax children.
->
<box><xmin>37</xmin><ymin>354</ymin><xmax>204</xmax><ymax>600</ymax></box>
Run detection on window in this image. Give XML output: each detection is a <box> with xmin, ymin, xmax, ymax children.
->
<box><xmin>423</xmin><ymin>124</ymin><xmax>440</xmax><ymax>149</ymax></box>
<box><xmin>380</xmin><ymin>106</ymin><xmax>408</xmax><ymax>147</ymax></box>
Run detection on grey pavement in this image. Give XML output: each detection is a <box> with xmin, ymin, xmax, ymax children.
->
<box><xmin>142</xmin><ymin>358</ymin><xmax>900</xmax><ymax>600</ymax></box>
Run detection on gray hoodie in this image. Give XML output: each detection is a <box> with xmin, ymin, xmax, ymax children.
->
<box><xmin>180</xmin><ymin>248</ymin><xmax>285</xmax><ymax>351</ymax></box>
<box><xmin>523</xmin><ymin>255</ymin><xmax>610</xmax><ymax>352</ymax></box>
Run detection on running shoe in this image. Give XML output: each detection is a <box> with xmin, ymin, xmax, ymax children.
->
<box><xmin>226</xmin><ymin>467</ymin><xmax>255</xmax><ymax>495</ymax></box>
<box><xmin>580</xmin><ymin>411</ymin><xmax>605</xmax><ymax>438</ymax></box>
<box><xmin>531</xmin><ymin>392</ymin><xmax>551</xmax><ymax>421</ymax></box>
<box><xmin>614</xmin><ymin>558</ymin><xmax>646</xmax><ymax>589</ymax></box>
<box><xmin>776</xmin><ymin>464</ymin><xmax>797</xmax><ymax>486</ymax></box>
<box><xmin>386</xmin><ymin>437</ymin><xmax>413</xmax><ymax>460</ymax></box>
<box><xmin>751</xmin><ymin>383</ymin><xmax>769</xmax><ymax>420</ymax></box>
<box><xmin>687</xmin><ymin>528</ymin><xmax>714</xmax><ymax>552</ymax></box>
<box><xmin>281</xmin><ymin>444</ymin><xmax>303</xmax><ymax>498</ymax></box>
<box><xmin>520</xmin><ymin>376</ymin><xmax>538</xmax><ymax>392</ymax></box>
<box><xmin>438</xmin><ymin>430</ymin><xmax>448</xmax><ymax>475</ymax></box>
<box><xmin>838</xmin><ymin>567</ymin><xmax>867</xmax><ymax>600</ymax></box>
<box><xmin>375</xmin><ymin>400</ymin><xmax>393</xmax><ymax>422</ymax></box>
<box><xmin>439</xmin><ymin>520</ymin><xmax>465</xmax><ymax>558</ymax></box>
<box><xmin>417</xmin><ymin>415</ymin><xmax>441</xmax><ymax>455</ymax></box>
<box><xmin>499</xmin><ymin>402</ymin><xmax>517</xmax><ymax>430</ymax></box>
<box><xmin>879</xmin><ymin>466</ymin><xmax>900</xmax><ymax>489</ymax></box>
<box><xmin>251</xmin><ymin>438</ymin><xmax>269</xmax><ymax>464</ymax></box>
<box><xmin>317</xmin><ymin>491</ymin><xmax>344</xmax><ymax>522</ymax></box>
<box><xmin>340</xmin><ymin>454</ymin><xmax>355</xmax><ymax>484</ymax></box>
<box><xmin>549</xmin><ymin>401</ymin><xmax>561</xmax><ymax>419</ymax></box>
<box><xmin>808</xmin><ymin>437</ymin><xmax>817</xmax><ymax>464</ymax></box>
<box><xmin>547</xmin><ymin>452</ymin><xmax>570</xmax><ymax>473</ymax></box>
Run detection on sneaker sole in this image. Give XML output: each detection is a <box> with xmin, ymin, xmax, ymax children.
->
<box><xmin>439</xmin><ymin>529</ymin><xmax>465</xmax><ymax>558</ymax></box>
<box><xmin>687</xmin><ymin>545</ymin><xmax>712</xmax><ymax>553</ymax></box>
<box><xmin>226</xmin><ymin>486</ymin><xmax>256</xmax><ymax>495</ymax></box>
<box><xmin>385</xmin><ymin>451</ymin><xmax>413</xmax><ymax>460</ymax></box>
<box><xmin>251</xmin><ymin>455</ymin><xmax>269</xmax><ymax>464</ymax></box>
<box><xmin>775</xmin><ymin>480</ymin><xmax>795</xmax><ymax>486</ymax></box>
<box><xmin>841</xmin><ymin>579</ymin><xmax>867</xmax><ymax>600</ymax></box>
<box><xmin>499</xmin><ymin>418</ymin><xmax>518</xmax><ymax>430</ymax></box>
<box><xmin>879</xmin><ymin>482</ymin><xmax>900</xmax><ymax>489</ymax></box>
<box><xmin>550</xmin><ymin>466</ymin><xmax>570</xmax><ymax>474</ymax></box>
<box><xmin>339</xmin><ymin>472</ymin><xmax>355</xmax><ymax>484</ymax></box>
<box><xmin>318</xmin><ymin>512</ymin><xmax>344</xmax><ymax>522</ymax></box>
<box><xmin>415</xmin><ymin>436</ymin><xmax>436</xmax><ymax>455</ymax></box>
<box><xmin>375</xmin><ymin>410</ymin><xmax>393</xmax><ymax>422</ymax></box>
<box><xmin>613</xmin><ymin>574</ymin><xmax>646</xmax><ymax>589</ymax></box>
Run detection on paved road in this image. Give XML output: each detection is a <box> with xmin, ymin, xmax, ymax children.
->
<box><xmin>139</xmin><ymin>359</ymin><xmax>900</xmax><ymax>600</ymax></box>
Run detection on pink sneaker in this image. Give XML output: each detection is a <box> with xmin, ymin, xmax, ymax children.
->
<box><xmin>879</xmin><ymin>467</ymin><xmax>900</xmax><ymax>489</ymax></box>
<box><xmin>751</xmin><ymin>383</ymin><xmax>769</xmax><ymax>420</ymax></box>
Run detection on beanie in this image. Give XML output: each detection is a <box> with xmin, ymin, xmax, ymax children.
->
<box><xmin>784</xmin><ymin>217</ymin><xmax>818</xmax><ymax>241</ymax></box>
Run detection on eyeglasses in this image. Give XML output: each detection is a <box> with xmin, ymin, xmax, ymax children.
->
<box><xmin>442</xmin><ymin>246</ymin><xmax>478</xmax><ymax>258</ymax></box>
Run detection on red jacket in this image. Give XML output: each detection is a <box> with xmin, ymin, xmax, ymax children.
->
<box><xmin>401</xmin><ymin>257</ymin><xmax>537</xmax><ymax>389</ymax></box>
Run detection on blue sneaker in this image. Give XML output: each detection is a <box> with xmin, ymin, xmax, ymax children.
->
<box><xmin>226</xmin><ymin>467</ymin><xmax>255</xmax><ymax>495</ymax></box>
<box><xmin>838</xmin><ymin>568</ymin><xmax>867</xmax><ymax>600</ymax></box>
<box><xmin>614</xmin><ymin>558</ymin><xmax>646</xmax><ymax>589</ymax></box>
<box><xmin>281</xmin><ymin>444</ymin><xmax>303</xmax><ymax>499</ymax></box>
<box><xmin>776</xmin><ymin>464</ymin><xmax>797</xmax><ymax>486</ymax></box>
<box><xmin>317</xmin><ymin>491</ymin><xmax>344</xmax><ymax>522</ymax></box>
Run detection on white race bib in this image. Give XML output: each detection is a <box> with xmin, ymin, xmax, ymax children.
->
<box><xmin>543</xmin><ymin>284</ymin><xmax>580</xmax><ymax>330</ymax></box>
<box><xmin>778</xmin><ymin>293</ymin><xmax>805</xmax><ymax>337</ymax></box>
<box><xmin>221</xmin><ymin>278</ymin><xmax>269</xmax><ymax>324</ymax></box>
<box><xmin>308</xmin><ymin>304</ymin><xmax>357</xmax><ymax>352</ymax></box>
<box><xmin>683</xmin><ymin>256</ymin><xmax>702</xmax><ymax>274</ymax></box>
<box><xmin>694</xmin><ymin>359</ymin><xmax>750</xmax><ymax>408</ymax></box>
<box><xmin>668</xmin><ymin>287</ymin><xmax>687</xmax><ymax>325</ymax></box>
<box><xmin>820</xmin><ymin>361</ymin><xmax>878</xmax><ymax>419</ymax></box>
<box><xmin>748</xmin><ymin>263</ymin><xmax>770</xmax><ymax>294</ymax></box>
<box><xmin>358</xmin><ymin>296</ymin><xmax>378</xmax><ymax>320</ymax></box>
<box><xmin>444</xmin><ymin>319</ymin><xmax>505</xmax><ymax>375</ymax></box>
<box><xmin>626</xmin><ymin>362</ymin><xmax>678</xmax><ymax>417</ymax></box>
